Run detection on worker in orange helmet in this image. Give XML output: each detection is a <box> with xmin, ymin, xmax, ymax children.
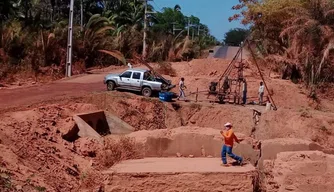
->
<box><xmin>220</xmin><ymin>122</ymin><xmax>244</xmax><ymax>166</ymax></box>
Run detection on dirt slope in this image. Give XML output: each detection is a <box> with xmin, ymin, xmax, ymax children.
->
<box><xmin>1</xmin><ymin>58</ymin><xmax>334</xmax><ymax>191</ymax></box>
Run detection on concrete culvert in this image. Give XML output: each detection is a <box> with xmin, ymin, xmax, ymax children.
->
<box><xmin>62</xmin><ymin>124</ymin><xmax>80</xmax><ymax>142</ymax></box>
<box><xmin>78</xmin><ymin>111</ymin><xmax>111</xmax><ymax>136</ymax></box>
<box><xmin>69</xmin><ymin>110</ymin><xmax>135</xmax><ymax>142</ymax></box>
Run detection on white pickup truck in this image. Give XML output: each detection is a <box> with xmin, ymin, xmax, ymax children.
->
<box><xmin>103</xmin><ymin>68</ymin><xmax>175</xmax><ymax>97</ymax></box>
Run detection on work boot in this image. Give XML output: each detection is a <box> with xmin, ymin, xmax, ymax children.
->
<box><xmin>238</xmin><ymin>158</ymin><xmax>243</xmax><ymax>166</ymax></box>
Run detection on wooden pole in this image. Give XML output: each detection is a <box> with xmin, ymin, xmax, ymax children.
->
<box><xmin>246</xmin><ymin>40</ymin><xmax>277</xmax><ymax>110</ymax></box>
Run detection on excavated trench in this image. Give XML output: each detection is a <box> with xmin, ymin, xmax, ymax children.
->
<box><xmin>76</xmin><ymin>93</ymin><xmax>263</xmax><ymax>191</ymax></box>
<box><xmin>60</xmin><ymin>93</ymin><xmax>328</xmax><ymax>191</ymax></box>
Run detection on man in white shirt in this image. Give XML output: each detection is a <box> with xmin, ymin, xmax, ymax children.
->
<box><xmin>258</xmin><ymin>81</ymin><xmax>264</xmax><ymax>105</ymax></box>
<box><xmin>177</xmin><ymin>77</ymin><xmax>186</xmax><ymax>100</ymax></box>
<box><xmin>127</xmin><ymin>62</ymin><xmax>132</xmax><ymax>69</ymax></box>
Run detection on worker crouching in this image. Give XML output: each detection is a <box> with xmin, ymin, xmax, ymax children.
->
<box><xmin>220</xmin><ymin>122</ymin><xmax>243</xmax><ymax>166</ymax></box>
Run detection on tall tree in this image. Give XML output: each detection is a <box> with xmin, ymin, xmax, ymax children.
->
<box><xmin>223</xmin><ymin>28</ymin><xmax>249</xmax><ymax>46</ymax></box>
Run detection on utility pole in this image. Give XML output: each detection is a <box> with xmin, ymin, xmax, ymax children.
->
<box><xmin>142</xmin><ymin>0</ymin><xmax>153</xmax><ymax>60</ymax></box>
<box><xmin>80</xmin><ymin>0</ymin><xmax>83</xmax><ymax>32</ymax></box>
<box><xmin>187</xmin><ymin>18</ymin><xmax>190</xmax><ymax>36</ymax></box>
<box><xmin>143</xmin><ymin>0</ymin><xmax>148</xmax><ymax>59</ymax></box>
<box><xmin>198</xmin><ymin>25</ymin><xmax>200</xmax><ymax>36</ymax></box>
<box><xmin>65</xmin><ymin>0</ymin><xmax>74</xmax><ymax>77</ymax></box>
<box><xmin>172</xmin><ymin>22</ymin><xmax>182</xmax><ymax>35</ymax></box>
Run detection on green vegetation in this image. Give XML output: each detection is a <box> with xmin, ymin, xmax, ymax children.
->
<box><xmin>230</xmin><ymin>0</ymin><xmax>334</xmax><ymax>91</ymax></box>
<box><xmin>223</xmin><ymin>28</ymin><xmax>249</xmax><ymax>46</ymax></box>
<box><xmin>0</xmin><ymin>0</ymin><xmax>217</xmax><ymax>81</ymax></box>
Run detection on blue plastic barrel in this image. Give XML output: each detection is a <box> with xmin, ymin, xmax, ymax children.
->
<box><xmin>159</xmin><ymin>92</ymin><xmax>173</xmax><ymax>102</ymax></box>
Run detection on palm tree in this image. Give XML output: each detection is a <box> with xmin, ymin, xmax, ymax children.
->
<box><xmin>174</xmin><ymin>4</ymin><xmax>181</xmax><ymax>12</ymax></box>
<box><xmin>280</xmin><ymin>0</ymin><xmax>334</xmax><ymax>86</ymax></box>
<box><xmin>0</xmin><ymin>0</ymin><xmax>22</xmax><ymax>48</ymax></box>
<box><xmin>81</xmin><ymin>14</ymin><xmax>125</xmax><ymax>68</ymax></box>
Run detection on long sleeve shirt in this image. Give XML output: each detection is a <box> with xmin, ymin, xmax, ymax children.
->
<box><xmin>222</xmin><ymin>129</ymin><xmax>239</xmax><ymax>147</ymax></box>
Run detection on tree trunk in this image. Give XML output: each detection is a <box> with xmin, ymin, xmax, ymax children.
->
<box><xmin>0</xmin><ymin>19</ymin><xmax>3</xmax><ymax>48</ymax></box>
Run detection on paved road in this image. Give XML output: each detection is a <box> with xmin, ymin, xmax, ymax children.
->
<box><xmin>208</xmin><ymin>46</ymin><xmax>248</xmax><ymax>60</ymax></box>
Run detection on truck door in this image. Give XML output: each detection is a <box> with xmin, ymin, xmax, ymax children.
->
<box><xmin>130</xmin><ymin>72</ymin><xmax>142</xmax><ymax>90</ymax></box>
<box><xmin>119</xmin><ymin>71</ymin><xmax>132</xmax><ymax>87</ymax></box>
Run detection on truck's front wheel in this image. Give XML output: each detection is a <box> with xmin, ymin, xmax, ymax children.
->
<box><xmin>107</xmin><ymin>81</ymin><xmax>116</xmax><ymax>91</ymax></box>
<box><xmin>142</xmin><ymin>87</ymin><xmax>152</xmax><ymax>97</ymax></box>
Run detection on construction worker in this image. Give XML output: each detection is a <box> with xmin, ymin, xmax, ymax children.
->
<box><xmin>242</xmin><ymin>78</ymin><xmax>247</xmax><ymax>105</ymax></box>
<box><xmin>258</xmin><ymin>81</ymin><xmax>264</xmax><ymax>105</ymax></box>
<box><xmin>177</xmin><ymin>77</ymin><xmax>187</xmax><ymax>100</ymax></box>
<box><xmin>220</xmin><ymin>122</ymin><xmax>243</xmax><ymax>166</ymax></box>
<box><xmin>127</xmin><ymin>62</ymin><xmax>133</xmax><ymax>69</ymax></box>
<box><xmin>223</xmin><ymin>76</ymin><xmax>229</xmax><ymax>93</ymax></box>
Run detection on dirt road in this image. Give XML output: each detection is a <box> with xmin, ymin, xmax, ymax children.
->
<box><xmin>0</xmin><ymin>73</ymin><xmax>107</xmax><ymax>109</ymax></box>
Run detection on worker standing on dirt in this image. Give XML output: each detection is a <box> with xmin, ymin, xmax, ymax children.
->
<box><xmin>128</xmin><ymin>62</ymin><xmax>133</xmax><ymax>69</ymax></box>
<box><xmin>223</xmin><ymin>76</ymin><xmax>229</xmax><ymax>93</ymax></box>
<box><xmin>177</xmin><ymin>77</ymin><xmax>187</xmax><ymax>100</ymax></box>
<box><xmin>258</xmin><ymin>81</ymin><xmax>264</xmax><ymax>105</ymax></box>
<box><xmin>220</xmin><ymin>122</ymin><xmax>243</xmax><ymax>166</ymax></box>
<box><xmin>242</xmin><ymin>79</ymin><xmax>247</xmax><ymax>105</ymax></box>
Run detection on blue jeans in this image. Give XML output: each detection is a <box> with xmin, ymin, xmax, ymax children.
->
<box><xmin>221</xmin><ymin>145</ymin><xmax>242</xmax><ymax>164</ymax></box>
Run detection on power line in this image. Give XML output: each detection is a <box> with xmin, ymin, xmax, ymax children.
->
<box><xmin>152</xmin><ymin>1</ymin><xmax>162</xmax><ymax>11</ymax></box>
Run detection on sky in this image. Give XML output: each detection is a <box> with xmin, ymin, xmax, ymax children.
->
<box><xmin>152</xmin><ymin>0</ymin><xmax>245</xmax><ymax>41</ymax></box>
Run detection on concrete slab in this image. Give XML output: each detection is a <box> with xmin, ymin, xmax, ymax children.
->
<box><xmin>108</xmin><ymin>158</ymin><xmax>255</xmax><ymax>174</ymax></box>
<box><xmin>104</xmin><ymin>158</ymin><xmax>257</xmax><ymax>192</ymax></box>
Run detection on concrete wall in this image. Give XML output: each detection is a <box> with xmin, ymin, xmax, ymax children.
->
<box><xmin>77</xmin><ymin>111</ymin><xmax>110</xmax><ymax>136</ymax></box>
<box><xmin>129</xmin><ymin>127</ymin><xmax>260</xmax><ymax>165</ymax></box>
<box><xmin>258</xmin><ymin>138</ymin><xmax>323</xmax><ymax>169</ymax></box>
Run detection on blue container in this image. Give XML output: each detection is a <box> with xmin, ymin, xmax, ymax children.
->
<box><xmin>159</xmin><ymin>92</ymin><xmax>173</xmax><ymax>102</ymax></box>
